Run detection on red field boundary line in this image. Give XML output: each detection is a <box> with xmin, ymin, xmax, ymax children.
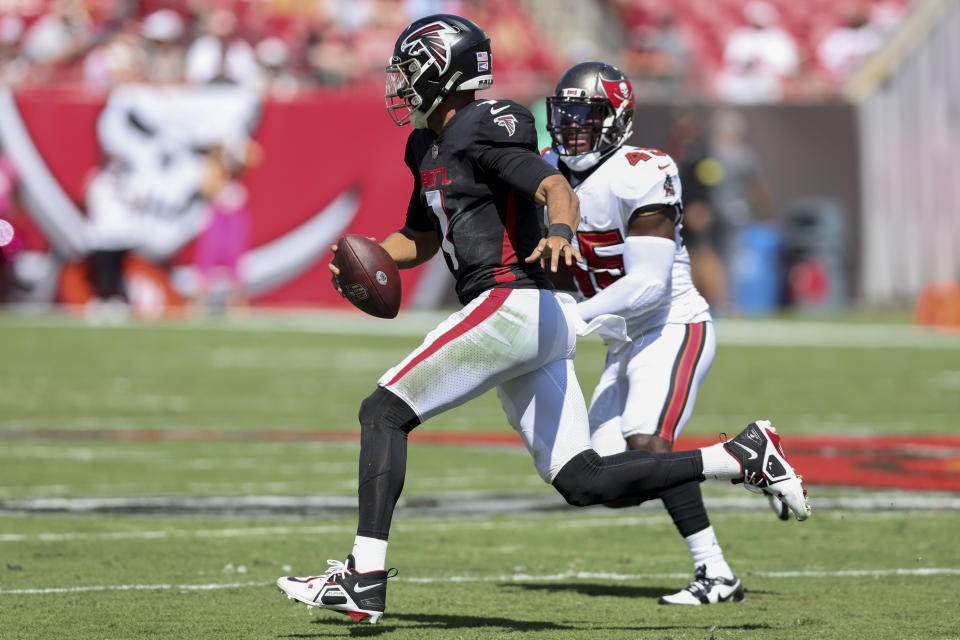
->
<box><xmin>5</xmin><ymin>429</ymin><xmax>960</xmax><ymax>492</ymax></box>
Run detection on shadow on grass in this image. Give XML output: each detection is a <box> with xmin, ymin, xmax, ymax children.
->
<box><xmin>279</xmin><ymin>612</ymin><xmax>774</xmax><ymax>637</ymax></box>
<box><xmin>276</xmin><ymin>584</ymin><xmax>781</xmax><ymax>637</ymax></box>
<box><xmin>500</xmin><ymin>581</ymin><xmax>675</xmax><ymax>600</ymax></box>
<box><xmin>278</xmin><ymin>612</ymin><xmax>578</xmax><ymax>637</ymax></box>
<box><xmin>502</xmin><ymin>581</ymin><xmax>780</xmax><ymax>600</ymax></box>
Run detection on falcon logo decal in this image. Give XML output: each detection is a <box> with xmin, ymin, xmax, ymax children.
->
<box><xmin>494</xmin><ymin>114</ymin><xmax>517</xmax><ymax>136</ymax></box>
<box><xmin>599</xmin><ymin>76</ymin><xmax>634</xmax><ymax>110</ymax></box>
<box><xmin>400</xmin><ymin>21</ymin><xmax>459</xmax><ymax>74</ymax></box>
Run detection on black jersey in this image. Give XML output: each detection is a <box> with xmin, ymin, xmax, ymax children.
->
<box><xmin>403</xmin><ymin>99</ymin><xmax>560</xmax><ymax>305</ymax></box>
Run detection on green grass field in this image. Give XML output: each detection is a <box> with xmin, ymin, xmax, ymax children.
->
<box><xmin>2</xmin><ymin>310</ymin><xmax>959</xmax><ymax>639</ymax></box>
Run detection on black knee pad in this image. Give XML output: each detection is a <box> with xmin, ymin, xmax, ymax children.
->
<box><xmin>358</xmin><ymin>386</ymin><xmax>420</xmax><ymax>435</ymax></box>
<box><xmin>552</xmin><ymin>450</ymin><xmax>612</xmax><ymax>507</ymax></box>
<box><xmin>552</xmin><ymin>447</ymin><xmax>694</xmax><ymax>507</ymax></box>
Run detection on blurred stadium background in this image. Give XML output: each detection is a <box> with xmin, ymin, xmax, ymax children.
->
<box><xmin>0</xmin><ymin>0</ymin><xmax>957</xmax><ymax>320</ymax></box>
<box><xmin>2</xmin><ymin>3</ymin><xmax>960</xmax><ymax>637</ymax></box>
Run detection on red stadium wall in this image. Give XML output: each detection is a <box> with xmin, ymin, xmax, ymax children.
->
<box><xmin>2</xmin><ymin>86</ymin><xmax>859</xmax><ymax>313</ymax></box>
<box><xmin>2</xmin><ymin>86</ymin><xmax>441</xmax><ymax>311</ymax></box>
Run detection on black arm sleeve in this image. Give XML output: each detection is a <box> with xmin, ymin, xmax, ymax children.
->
<box><xmin>471</xmin><ymin>102</ymin><xmax>559</xmax><ymax>201</ymax></box>
<box><xmin>475</xmin><ymin>146</ymin><xmax>560</xmax><ymax>200</ymax></box>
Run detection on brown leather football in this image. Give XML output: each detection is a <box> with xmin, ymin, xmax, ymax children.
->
<box><xmin>332</xmin><ymin>234</ymin><xmax>401</xmax><ymax>318</ymax></box>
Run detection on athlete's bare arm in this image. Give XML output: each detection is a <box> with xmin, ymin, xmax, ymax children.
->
<box><xmin>627</xmin><ymin>207</ymin><xmax>675</xmax><ymax>240</ymax></box>
<box><xmin>380</xmin><ymin>227</ymin><xmax>440</xmax><ymax>269</ymax></box>
<box><xmin>526</xmin><ymin>174</ymin><xmax>583</xmax><ymax>272</ymax></box>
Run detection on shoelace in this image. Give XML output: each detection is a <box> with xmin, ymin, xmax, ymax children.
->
<box><xmin>683</xmin><ymin>574</ymin><xmax>718</xmax><ymax>599</ymax></box>
<box><xmin>321</xmin><ymin>558</ymin><xmax>351</xmax><ymax>582</ymax></box>
<box><xmin>742</xmin><ymin>469</ymin><xmax>766</xmax><ymax>486</ymax></box>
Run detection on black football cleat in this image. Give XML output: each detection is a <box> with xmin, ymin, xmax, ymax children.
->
<box><xmin>724</xmin><ymin>420</ymin><xmax>811</xmax><ymax>521</ymax></box>
<box><xmin>277</xmin><ymin>555</ymin><xmax>395</xmax><ymax>624</ymax></box>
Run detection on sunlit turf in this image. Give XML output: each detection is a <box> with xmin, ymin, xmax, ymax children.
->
<box><xmin>2</xmin><ymin>510</ymin><xmax>959</xmax><ymax>640</ymax></box>
<box><xmin>3</xmin><ymin>311</ymin><xmax>958</xmax><ymax>435</ymax></box>
<box><xmin>2</xmin><ymin>310</ymin><xmax>959</xmax><ymax>639</ymax></box>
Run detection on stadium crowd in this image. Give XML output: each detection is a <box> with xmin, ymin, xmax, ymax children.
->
<box><xmin>0</xmin><ymin>0</ymin><xmax>910</xmax><ymax>101</ymax></box>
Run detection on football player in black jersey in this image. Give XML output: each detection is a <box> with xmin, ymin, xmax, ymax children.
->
<box><xmin>277</xmin><ymin>14</ymin><xmax>810</xmax><ymax>625</ymax></box>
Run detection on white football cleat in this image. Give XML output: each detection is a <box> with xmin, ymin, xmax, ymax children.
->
<box><xmin>723</xmin><ymin>420</ymin><xmax>811</xmax><ymax>521</ymax></box>
<box><xmin>277</xmin><ymin>555</ymin><xmax>394</xmax><ymax>624</ymax></box>
<box><xmin>743</xmin><ymin>482</ymin><xmax>791</xmax><ymax>521</ymax></box>
<box><xmin>659</xmin><ymin>566</ymin><xmax>745</xmax><ymax>605</ymax></box>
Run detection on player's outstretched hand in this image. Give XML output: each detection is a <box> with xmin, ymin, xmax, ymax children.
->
<box><xmin>524</xmin><ymin>235</ymin><xmax>583</xmax><ymax>273</ymax></box>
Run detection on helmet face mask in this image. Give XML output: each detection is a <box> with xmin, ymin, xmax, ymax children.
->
<box><xmin>547</xmin><ymin>97</ymin><xmax>610</xmax><ymax>156</ymax></box>
<box><xmin>547</xmin><ymin>62</ymin><xmax>635</xmax><ymax>170</ymax></box>
<box><xmin>385</xmin><ymin>58</ymin><xmax>425</xmax><ymax>127</ymax></box>
<box><xmin>385</xmin><ymin>15</ymin><xmax>492</xmax><ymax>129</ymax></box>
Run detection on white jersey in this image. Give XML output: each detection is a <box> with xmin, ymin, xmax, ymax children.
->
<box><xmin>544</xmin><ymin>145</ymin><xmax>710</xmax><ymax>336</ymax></box>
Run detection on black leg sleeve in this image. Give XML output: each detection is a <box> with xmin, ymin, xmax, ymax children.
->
<box><xmin>355</xmin><ymin>386</ymin><xmax>421</xmax><ymax>541</ymax></box>
<box><xmin>552</xmin><ymin>448</ymin><xmax>704</xmax><ymax>507</ymax></box>
<box><xmin>660</xmin><ymin>480</ymin><xmax>712</xmax><ymax>538</ymax></box>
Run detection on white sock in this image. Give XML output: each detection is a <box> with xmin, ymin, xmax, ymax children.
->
<box><xmin>686</xmin><ymin>526</ymin><xmax>733</xmax><ymax>580</ymax></box>
<box><xmin>700</xmin><ymin>442</ymin><xmax>741</xmax><ymax>479</ymax></box>
<box><xmin>351</xmin><ymin>536</ymin><xmax>388</xmax><ymax>573</ymax></box>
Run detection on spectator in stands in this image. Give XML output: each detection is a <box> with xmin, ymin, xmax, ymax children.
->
<box><xmin>715</xmin><ymin>57</ymin><xmax>784</xmax><ymax>104</ymax></box>
<box><xmin>621</xmin><ymin>12</ymin><xmax>689</xmax><ymax>100</ymax></box>
<box><xmin>306</xmin><ymin>28</ymin><xmax>361</xmax><ymax>87</ymax></box>
<box><xmin>353</xmin><ymin>4</ymin><xmax>407</xmax><ymax>79</ymax></box>
<box><xmin>0</xmin><ymin>15</ymin><xmax>27</xmax><ymax>88</ymax></box>
<box><xmin>719</xmin><ymin>1</ymin><xmax>798</xmax><ymax>102</ymax></box>
<box><xmin>20</xmin><ymin>0</ymin><xmax>93</xmax><ymax>81</ymax></box>
<box><xmin>82</xmin><ymin>20</ymin><xmax>146</xmax><ymax>87</ymax></box>
<box><xmin>255</xmin><ymin>36</ymin><xmax>300</xmax><ymax>99</ymax></box>
<box><xmin>324</xmin><ymin>0</ymin><xmax>376</xmax><ymax>34</ymax></box>
<box><xmin>869</xmin><ymin>0</ymin><xmax>907</xmax><ymax>35</ymax></box>
<box><xmin>817</xmin><ymin>6</ymin><xmax>885</xmax><ymax>81</ymax></box>
<box><xmin>402</xmin><ymin>0</ymin><xmax>465</xmax><ymax>20</ymax></box>
<box><xmin>724</xmin><ymin>1</ymin><xmax>799</xmax><ymax>77</ymax></box>
<box><xmin>185</xmin><ymin>8</ymin><xmax>259</xmax><ymax>87</ymax></box>
<box><xmin>140</xmin><ymin>9</ymin><xmax>187</xmax><ymax>84</ymax></box>
<box><xmin>192</xmin><ymin>139</ymin><xmax>260</xmax><ymax>315</ymax></box>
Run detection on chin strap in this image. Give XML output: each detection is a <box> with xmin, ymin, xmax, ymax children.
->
<box><xmin>559</xmin><ymin>144</ymin><xmax>621</xmax><ymax>172</ymax></box>
<box><xmin>411</xmin><ymin>71</ymin><xmax>463</xmax><ymax>130</ymax></box>
<box><xmin>560</xmin><ymin>151</ymin><xmax>603</xmax><ymax>171</ymax></box>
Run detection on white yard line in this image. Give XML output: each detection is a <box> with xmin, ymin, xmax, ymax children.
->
<box><xmin>0</xmin><ymin>505</ymin><xmax>952</xmax><ymax>543</ymax></box>
<box><xmin>4</xmin><ymin>568</ymin><xmax>960</xmax><ymax>596</ymax></box>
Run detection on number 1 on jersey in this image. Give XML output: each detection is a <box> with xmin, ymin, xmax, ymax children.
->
<box><xmin>424</xmin><ymin>189</ymin><xmax>459</xmax><ymax>269</ymax></box>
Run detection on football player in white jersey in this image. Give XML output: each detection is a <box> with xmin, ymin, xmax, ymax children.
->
<box><xmin>543</xmin><ymin>62</ymin><xmax>774</xmax><ymax>605</ymax></box>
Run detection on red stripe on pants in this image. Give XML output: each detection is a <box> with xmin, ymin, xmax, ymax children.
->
<box><xmin>658</xmin><ymin>322</ymin><xmax>706</xmax><ymax>442</ymax></box>
<box><xmin>385</xmin><ymin>288</ymin><xmax>513</xmax><ymax>387</ymax></box>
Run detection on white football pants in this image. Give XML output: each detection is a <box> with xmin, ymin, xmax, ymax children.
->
<box><xmin>589</xmin><ymin>321</ymin><xmax>716</xmax><ymax>455</ymax></box>
<box><xmin>379</xmin><ymin>287</ymin><xmax>592</xmax><ymax>482</ymax></box>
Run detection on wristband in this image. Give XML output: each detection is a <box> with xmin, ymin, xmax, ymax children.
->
<box><xmin>547</xmin><ymin>223</ymin><xmax>574</xmax><ymax>242</ymax></box>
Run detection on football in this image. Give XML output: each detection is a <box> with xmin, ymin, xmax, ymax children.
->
<box><xmin>332</xmin><ymin>234</ymin><xmax>402</xmax><ymax>318</ymax></box>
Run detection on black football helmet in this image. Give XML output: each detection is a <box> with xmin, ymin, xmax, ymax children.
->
<box><xmin>385</xmin><ymin>14</ymin><xmax>493</xmax><ymax>129</ymax></box>
<box><xmin>546</xmin><ymin>61</ymin><xmax>635</xmax><ymax>171</ymax></box>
